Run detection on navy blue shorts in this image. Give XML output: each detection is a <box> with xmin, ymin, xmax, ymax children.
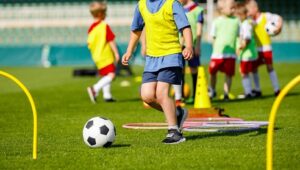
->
<box><xmin>142</xmin><ymin>67</ymin><xmax>183</xmax><ymax>85</ymax></box>
<box><xmin>186</xmin><ymin>56</ymin><xmax>200</xmax><ymax>67</ymax></box>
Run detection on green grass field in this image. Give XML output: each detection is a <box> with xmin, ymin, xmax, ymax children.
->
<box><xmin>0</xmin><ymin>63</ymin><xmax>299</xmax><ymax>170</ymax></box>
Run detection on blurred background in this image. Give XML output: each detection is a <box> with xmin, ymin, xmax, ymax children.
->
<box><xmin>0</xmin><ymin>0</ymin><xmax>299</xmax><ymax>67</ymax></box>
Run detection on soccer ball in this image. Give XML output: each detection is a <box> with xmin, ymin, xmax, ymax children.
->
<box><xmin>265</xmin><ymin>21</ymin><xmax>278</xmax><ymax>36</ymax></box>
<box><xmin>82</xmin><ymin>117</ymin><xmax>116</xmax><ymax>148</ymax></box>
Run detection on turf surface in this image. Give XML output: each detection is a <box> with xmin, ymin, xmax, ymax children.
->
<box><xmin>0</xmin><ymin>64</ymin><xmax>299</xmax><ymax>169</ymax></box>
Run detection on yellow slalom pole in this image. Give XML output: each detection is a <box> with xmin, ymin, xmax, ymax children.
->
<box><xmin>266</xmin><ymin>75</ymin><xmax>300</xmax><ymax>170</ymax></box>
<box><xmin>0</xmin><ymin>71</ymin><xmax>38</xmax><ymax>160</ymax></box>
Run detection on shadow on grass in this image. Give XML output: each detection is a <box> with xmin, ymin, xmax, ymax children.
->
<box><xmin>107</xmin><ymin>98</ymin><xmax>141</xmax><ymax>103</ymax></box>
<box><xmin>109</xmin><ymin>144</ymin><xmax>131</xmax><ymax>148</ymax></box>
<box><xmin>186</xmin><ymin>127</ymin><xmax>281</xmax><ymax>141</ymax></box>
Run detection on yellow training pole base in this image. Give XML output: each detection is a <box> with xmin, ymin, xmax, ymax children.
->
<box><xmin>266</xmin><ymin>75</ymin><xmax>300</xmax><ymax>170</ymax></box>
<box><xmin>0</xmin><ymin>71</ymin><xmax>38</xmax><ymax>160</ymax></box>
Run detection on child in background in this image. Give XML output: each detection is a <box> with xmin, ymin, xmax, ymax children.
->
<box><xmin>209</xmin><ymin>0</ymin><xmax>239</xmax><ymax>100</ymax></box>
<box><xmin>173</xmin><ymin>0</ymin><xmax>204</xmax><ymax>106</ymax></box>
<box><xmin>87</xmin><ymin>1</ymin><xmax>120</xmax><ymax>103</ymax></box>
<box><xmin>122</xmin><ymin>0</ymin><xmax>193</xmax><ymax>144</ymax></box>
<box><xmin>235</xmin><ymin>2</ymin><xmax>260</xmax><ymax>99</ymax></box>
<box><xmin>246</xmin><ymin>0</ymin><xmax>283</xmax><ymax>96</ymax></box>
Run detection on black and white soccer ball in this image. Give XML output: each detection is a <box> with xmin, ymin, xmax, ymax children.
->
<box><xmin>83</xmin><ymin>117</ymin><xmax>116</xmax><ymax>148</ymax></box>
<box><xmin>265</xmin><ymin>21</ymin><xmax>278</xmax><ymax>36</ymax></box>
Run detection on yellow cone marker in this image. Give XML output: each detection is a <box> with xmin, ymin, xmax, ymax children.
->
<box><xmin>0</xmin><ymin>71</ymin><xmax>38</xmax><ymax>160</ymax></box>
<box><xmin>194</xmin><ymin>67</ymin><xmax>211</xmax><ymax>109</ymax></box>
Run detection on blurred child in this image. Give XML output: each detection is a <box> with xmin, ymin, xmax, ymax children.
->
<box><xmin>235</xmin><ymin>2</ymin><xmax>260</xmax><ymax>99</ymax></box>
<box><xmin>122</xmin><ymin>0</ymin><xmax>193</xmax><ymax>144</ymax></box>
<box><xmin>246</xmin><ymin>0</ymin><xmax>283</xmax><ymax>96</ymax></box>
<box><xmin>209</xmin><ymin>0</ymin><xmax>239</xmax><ymax>100</ymax></box>
<box><xmin>173</xmin><ymin>0</ymin><xmax>204</xmax><ymax>106</ymax></box>
<box><xmin>87</xmin><ymin>1</ymin><xmax>120</xmax><ymax>103</ymax></box>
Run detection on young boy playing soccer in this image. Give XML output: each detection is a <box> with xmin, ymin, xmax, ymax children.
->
<box><xmin>173</xmin><ymin>0</ymin><xmax>204</xmax><ymax>106</ymax></box>
<box><xmin>246</xmin><ymin>0</ymin><xmax>283</xmax><ymax>96</ymax></box>
<box><xmin>235</xmin><ymin>2</ymin><xmax>260</xmax><ymax>99</ymax></box>
<box><xmin>209</xmin><ymin>0</ymin><xmax>239</xmax><ymax>100</ymax></box>
<box><xmin>122</xmin><ymin>0</ymin><xmax>193</xmax><ymax>144</ymax></box>
<box><xmin>87</xmin><ymin>1</ymin><xmax>120</xmax><ymax>103</ymax></box>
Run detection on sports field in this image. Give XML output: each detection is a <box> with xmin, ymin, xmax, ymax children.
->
<box><xmin>0</xmin><ymin>63</ymin><xmax>299</xmax><ymax>169</ymax></box>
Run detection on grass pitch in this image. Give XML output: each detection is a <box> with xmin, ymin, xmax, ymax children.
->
<box><xmin>0</xmin><ymin>63</ymin><xmax>299</xmax><ymax>170</ymax></box>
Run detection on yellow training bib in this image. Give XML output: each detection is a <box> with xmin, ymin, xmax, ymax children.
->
<box><xmin>87</xmin><ymin>21</ymin><xmax>114</xmax><ymax>69</ymax></box>
<box><xmin>139</xmin><ymin>0</ymin><xmax>182</xmax><ymax>57</ymax></box>
<box><xmin>254</xmin><ymin>13</ymin><xmax>272</xmax><ymax>51</ymax></box>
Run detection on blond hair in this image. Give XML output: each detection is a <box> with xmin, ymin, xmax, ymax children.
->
<box><xmin>235</xmin><ymin>1</ymin><xmax>247</xmax><ymax>16</ymax></box>
<box><xmin>89</xmin><ymin>1</ymin><xmax>107</xmax><ymax>19</ymax></box>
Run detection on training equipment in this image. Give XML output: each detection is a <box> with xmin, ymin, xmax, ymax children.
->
<box><xmin>0</xmin><ymin>71</ymin><xmax>38</xmax><ymax>160</ymax></box>
<box><xmin>122</xmin><ymin>120</ymin><xmax>268</xmax><ymax>132</ymax></box>
<box><xmin>194</xmin><ymin>67</ymin><xmax>211</xmax><ymax>109</ymax></box>
<box><xmin>189</xmin><ymin>67</ymin><xmax>225</xmax><ymax>118</ymax></box>
<box><xmin>265</xmin><ymin>21</ymin><xmax>278</xmax><ymax>36</ymax></box>
<box><xmin>170</xmin><ymin>83</ymin><xmax>191</xmax><ymax>98</ymax></box>
<box><xmin>83</xmin><ymin>117</ymin><xmax>116</xmax><ymax>148</ymax></box>
<box><xmin>183</xmin><ymin>123</ymin><xmax>261</xmax><ymax>133</ymax></box>
<box><xmin>267</xmin><ymin>75</ymin><xmax>300</xmax><ymax>170</ymax></box>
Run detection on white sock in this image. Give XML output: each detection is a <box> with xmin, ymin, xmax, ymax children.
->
<box><xmin>93</xmin><ymin>75</ymin><xmax>113</xmax><ymax>95</ymax></box>
<box><xmin>242</xmin><ymin>76</ymin><xmax>252</xmax><ymax>95</ymax></box>
<box><xmin>103</xmin><ymin>83</ymin><xmax>112</xmax><ymax>99</ymax></box>
<box><xmin>269</xmin><ymin>70</ymin><xmax>280</xmax><ymax>92</ymax></box>
<box><xmin>168</xmin><ymin>125</ymin><xmax>179</xmax><ymax>131</ymax></box>
<box><xmin>252</xmin><ymin>72</ymin><xmax>261</xmax><ymax>91</ymax></box>
<box><xmin>173</xmin><ymin>84</ymin><xmax>182</xmax><ymax>100</ymax></box>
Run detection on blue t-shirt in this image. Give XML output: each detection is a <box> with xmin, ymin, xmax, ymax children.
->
<box><xmin>131</xmin><ymin>0</ymin><xmax>190</xmax><ymax>72</ymax></box>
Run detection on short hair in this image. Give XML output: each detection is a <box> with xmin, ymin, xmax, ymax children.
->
<box><xmin>235</xmin><ymin>1</ymin><xmax>247</xmax><ymax>15</ymax></box>
<box><xmin>89</xmin><ymin>1</ymin><xmax>107</xmax><ymax>18</ymax></box>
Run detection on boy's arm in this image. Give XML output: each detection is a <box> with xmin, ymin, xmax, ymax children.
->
<box><xmin>182</xmin><ymin>27</ymin><xmax>193</xmax><ymax>60</ymax></box>
<box><xmin>109</xmin><ymin>40</ymin><xmax>120</xmax><ymax>63</ymax></box>
<box><xmin>122</xmin><ymin>31</ymin><xmax>142</xmax><ymax>65</ymax></box>
<box><xmin>172</xmin><ymin>1</ymin><xmax>193</xmax><ymax>60</ymax></box>
<box><xmin>122</xmin><ymin>4</ymin><xmax>144</xmax><ymax>65</ymax></box>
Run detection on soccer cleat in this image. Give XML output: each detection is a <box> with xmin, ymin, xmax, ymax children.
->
<box><xmin>274</xmin><ymin>90</ymin><xmax>280</xmax><ymax>97</ymax></box>
<box><xmin>209</xmin><ymin>88</ymin><xmax>217</xmax><ymax>99</ymax></box>
<box><xmin>162</xmin><ymin>129</ymin><xmax>186</xmax><ymax>144</ymax></box>
<box><xmin>237</xmin><ymin>93</ymin><xmax>253</xmax><ymax>99</ymax></box>
<box><xmin>176</xmin><ymin>107</ymin><xmax>188</xmax><ymax>130</ymax></box>
<box><xmin>87</xmin><ymin>87</ymin><xmax>97</xmax><ymax>104</ymax></box>
<box><xmin>252</xmin><ymin>90</ymin><xmax>262</xmax><ymax>97</ymax></box>
<box><xmin>104</xmin><ymin>98</ymin><xmax>116</xmax><ymax>102</ymax></box>
<box><xmin>223</xmin><ymin>94</ymin><xmax>230</xmax><ymax>101</ymax></box>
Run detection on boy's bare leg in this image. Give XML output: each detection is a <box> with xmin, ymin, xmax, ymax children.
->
<box><xmin>224</xmin><ymin>75</ymin><xmax>232</xmax><ymax>95</ymax></box>
<box><xmin>141</xmin><ymin>82</ymin><xmax>163</xmax><ymax>112</ymax></box>
<box><xmin>156</xmin><ymin>82</ymin><xmax>177</xmax><ymax>126</ymax></box>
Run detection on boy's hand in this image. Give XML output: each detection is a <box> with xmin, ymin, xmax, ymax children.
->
<box><xmin>122</xmin><ymin>52</ymin><xmax>132</xmax><ymax>65</ymax></box>
<box><xmin>274</xmin><ymin>27</ymin><xmax>282</xmax><ymax>36</ymax></box>
<box><xmin>182</xmin><ymin>47</ymin><xmax>193</xmax><ymax>60</ymax></box>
